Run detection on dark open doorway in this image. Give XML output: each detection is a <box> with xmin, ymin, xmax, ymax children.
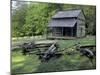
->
<box><xmin>63</xmin><ymin>27</ymin><xmax>71</xmax><ymax>36</ymax></box>
<box><xmin>63</xmin><ymin>23</ymin><xmax>77</xmax><ymax>37</ymax></box>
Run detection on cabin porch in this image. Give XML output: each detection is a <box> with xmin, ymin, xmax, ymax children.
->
<box><xmin>47</xmin><ymin>24</ymin><xmax>77</xmax><ymax>39</ymax></box>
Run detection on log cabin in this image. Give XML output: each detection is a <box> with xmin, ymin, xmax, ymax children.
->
<box><xmin>48</xmin><ymin>9</ymin><xmax>86</xmax><ymax>39</ymax></box>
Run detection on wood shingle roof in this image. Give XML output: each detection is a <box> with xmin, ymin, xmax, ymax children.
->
<box><xmin>52</xmin><ymin>10</ymin><xmax>81</xmax><ymax>19</ymax></box>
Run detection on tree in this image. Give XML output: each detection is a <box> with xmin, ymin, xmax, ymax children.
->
<box><xmin>23</xmin><ymin>3</ymin><xmax>62</xmax><ymax>36</ymax></box>
<box><xmin>12</xmin><ymin>1</ymin><xmax>28</xmax><ymax>37</ymax></box>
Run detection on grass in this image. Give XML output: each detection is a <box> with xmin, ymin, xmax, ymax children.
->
<box><xmin>11</xmin><ymin>36</ymin><xmax>96</xmax><ymax>74</ymax></box>
<box><xmin>58</xmin><ymin>36</ymin><xmax>95</xmax><ymax>49</ymax></box>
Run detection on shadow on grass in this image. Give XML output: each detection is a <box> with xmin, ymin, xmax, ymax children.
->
<box><xmin>33</xmin><ymin>54</ymin><xmax>96</xmax><ymax>73</ymax></box>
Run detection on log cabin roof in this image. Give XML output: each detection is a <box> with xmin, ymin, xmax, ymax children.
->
<box><xmin>52</xmin><ymin>10</ymin><xmax>81</xmax><ymax>19</ymax></box>
<box><xmin>48</xmin><ymin>18</ymin><xmax>77</xmax><ymax>27</ymax></box>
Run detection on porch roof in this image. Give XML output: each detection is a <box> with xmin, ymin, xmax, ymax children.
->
<box><xmin>48</xmin><ymin>19</ymin><xmax>77</xmax><ymax>27</ymax></box>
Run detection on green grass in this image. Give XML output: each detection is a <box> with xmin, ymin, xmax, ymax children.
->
<box><xmin>11</xmin><ymin>36</ymin><xmax>96</xmax><ymax>74</ymax></box>
<box><xmin>58</xmin><ymin>36</ymin><xmax>96</xmax><ymax>49</ymax></box>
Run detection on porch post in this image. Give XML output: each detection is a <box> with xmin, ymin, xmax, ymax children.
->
<box><xmin>51</xmin><ymin>27</ymin><xmax>53</xmax><ymax>36</ymax></box>
<box><xmin>71</xmin><ymin>27</ymin><xmax>73</xmax><ymax>37</ymax></box>
<box><xmin>62</xmin><ymin>27</ymin><xmax>63</xmax><ymax>36</ymax></box>
<box><xmin>52</xmin><ymin>27</ymin><xmax>54</xmax><ymax>36</ymax></box>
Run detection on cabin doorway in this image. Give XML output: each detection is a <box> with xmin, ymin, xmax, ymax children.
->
<box><xmin>63</xmin><ymin>27</ymin><xmax>71</xmax><ymax>36</ymax></box>
<box><xmin>62</xmin><ymin>24</ymin><xmax>77</xmax><ymax>37</ymax></box>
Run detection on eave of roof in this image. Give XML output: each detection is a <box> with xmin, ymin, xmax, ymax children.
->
<box><xmin>48</xmin><ymin>18</ymin><xmax>77</xmax><ymax>27</ymax></box>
